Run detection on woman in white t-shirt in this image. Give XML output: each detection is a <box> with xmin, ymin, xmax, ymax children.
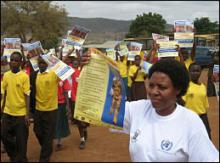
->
<box><xmin>80</xmin><ymin>54</ymin><xmax>219</xmax><ymax>162</ymax></box>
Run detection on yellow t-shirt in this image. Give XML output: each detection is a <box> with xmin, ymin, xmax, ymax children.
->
<box><xmin>175</xmin><ymin>56</ymin><xmax>180</xmax><ymax>61</ymax></box>
<box><xmin>117</xmin><ymin>59</ymin><xmax>127</xmax><ymax>78</ymax></box>
<box><xmin>174</xmin><ymin>57</ymin><xmax>193</xmax><ymax>70</ymax></box>
<box><xmin>2</xmin><ymin>71</ymin><xmax>30</xmax><ymax>116</ymax></box>
<box><xmin>183</xmin><ymin>81</ymin><xmax>209</xmax><ymax>115</ymax></box>
<box><xmin>140</xmin><ymin>51</ymin><xmax>145</xmax><ymax>60</ymax></box>
<box><xmin>184</xmin><ymin>58</ymin><xmax>194</xmax><ymax>70</ymax></box>
<box><xmin>35</xmin><ymin>70</ymin><xmax>59</xmax><ymax>111</ymax></box>
<box><xmin>1</xmin><ymin>82</ymin><xmax>3</xmax><ymax>108</ymax></box>
<box><xmin>128</xmin><ymin>65</ymin><xmax>146</xmax><ymax>86</ymax></box>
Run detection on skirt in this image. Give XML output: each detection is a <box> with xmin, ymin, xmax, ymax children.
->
<box><xmin>54</xmin><ymin>103</ymin><xmax>70</xmax><ymax>139</ymax></box>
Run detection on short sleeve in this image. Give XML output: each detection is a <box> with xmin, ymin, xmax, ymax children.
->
<box><xmin>23</xmin><ymin>74</ymin><xmax>30</xmax><ymax>95</ymax></box>
<box><xmin>188</xmin><ymin>114</ymin><xmax>219</xmax><ymax>162</ymax></box>
<box><xmin>123</xmin><ymin>100</ymin><xmax>150</xmax><ymax>134</ymax></box>
<box><xmin>188</xmin><ymin>131</ymin><xmax>219</xmax><ymax>162</ymax></box>
<box><xmin>1</xmin><ymin>82</ymin><xmax>5</xmax><ymax>94</ymax></box>
<box><xmin>123</xmin><ymin>101</ymin><xmax>131</xmax><ymax>134</ymax></box>
<box><xmin>1</xmin><ymin>74</ymin><xmax>8</xmax><ymax>94</ymax></box>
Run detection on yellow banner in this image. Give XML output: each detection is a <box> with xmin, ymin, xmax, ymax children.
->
<box><xmin>74</xmin><ymin>48</ymin><xmax>125</xmax><ymax>129</ymax></box>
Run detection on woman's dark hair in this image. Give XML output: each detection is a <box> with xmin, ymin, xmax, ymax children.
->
<box><xmin>148</xmin><ymin>58</ymin><xmax>190</xmax><ymax>97</ymax></box>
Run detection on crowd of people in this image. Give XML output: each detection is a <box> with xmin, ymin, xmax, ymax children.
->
<box><xmin>0</xmin><ymin>44</ymin><xmax>89</xmax><ymax>162</ymax></box>
<box><xmin>0</xmin><ymin>35</ymin><xmax>219</xmax><ymax>162</ymax></box>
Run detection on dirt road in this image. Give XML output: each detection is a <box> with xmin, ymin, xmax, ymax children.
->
<box><xmin>1</xmin><ymin>69</ymin><xmax>219</xmax><ymax>162</ymax></box>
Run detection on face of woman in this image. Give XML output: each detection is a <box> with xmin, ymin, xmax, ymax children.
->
<box><xmin>147</xmin><ymin>72</ymin><xmax>179</xmax><ymax>116</ymax></box>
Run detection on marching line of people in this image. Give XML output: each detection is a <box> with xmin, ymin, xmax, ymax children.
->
<box><xmin>1</xmin><ymin>38</ymin><xmax>219</xmax><ymax>162</ymax></box>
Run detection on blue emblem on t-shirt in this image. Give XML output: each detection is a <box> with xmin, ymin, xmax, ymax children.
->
<box><xmin>161</xmin><ymin>140</ymin><xmax>173</xmax><ymax>151</ymax></box>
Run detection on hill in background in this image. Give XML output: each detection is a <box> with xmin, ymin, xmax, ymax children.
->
<box><xmin>67</xmin><ymin>17</ymin><xmax>173</xmax><ymax>44</ymax></box>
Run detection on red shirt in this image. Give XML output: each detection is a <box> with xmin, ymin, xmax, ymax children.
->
<box><xmin>58</xmin><ymin>79</ymin><xmax>71</xmax><ymax>104</ymax></box>
<box><xmin>68</xmin><ymin>63</ymin><xmax>73</xmax><ymax>68</ymax></box>
<box><xmin>24</xmin><ymin>66</ymin><xmax>31</xmax><ymax>76</ymax></box>
<box><xmin>71</xmin><ymin>68</ymin><xmax>80</xmax><ymax>102</ymax></box>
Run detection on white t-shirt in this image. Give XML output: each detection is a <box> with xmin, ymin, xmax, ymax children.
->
<box><xmin>123</xmin><ymin>100</ymin><xmax>219</xmax><ymax>162</ymax></box>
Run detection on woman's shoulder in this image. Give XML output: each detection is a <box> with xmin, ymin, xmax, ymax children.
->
<box><xmin>177</xmin><ymin>104</ymin><xmax>204</xmax><ymax>127</ymax></box>
<box><xmin>126</xmin><ymin>99</ymin><xmax>151</xmax><ymax>114</ymax></box>
<box><xmin>177</xmin><ymin>104</ymin><xmax>212</xmax><ymax>141</ymax></box>
<box><xmin>126</xmin><ymin>99</ymin><xmax>151</xmax><ymax>105</ymax></box>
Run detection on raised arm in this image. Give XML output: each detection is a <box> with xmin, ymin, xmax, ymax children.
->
<box><xmin>191</xmin><ymin>42</ymin><xmax>196</xmax><ymax>61</ymax></box>
<box><xmin>62</xmin><ymin>46</ymin><xmax>75</xmax><ymax>63</ymax></box>
<box><xmin>177</xmin><ymin>45</ymin><xmax>185</xmax><ymax>64</ymax></box>
<box><xmin>115</xmin><ymin>51</ymin><xmax>120</xmax><ymax>61</ymax></box>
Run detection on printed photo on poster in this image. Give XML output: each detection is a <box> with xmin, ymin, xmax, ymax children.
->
<box><xmin>67</xmin><ymin>25</ymin><xmax>90</xmax><ymax>49</ymax></box>
<box><xmin>26</xmin><ymin>41</ymin><xmax>44</xmax><ymax>58</ymax></box>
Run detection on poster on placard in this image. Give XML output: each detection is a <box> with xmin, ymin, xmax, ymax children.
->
<box><xmin>49</xmin><ymin>49</ymin><xmax>55</xmax><ymax>55</ymax></box>
<box><xmin>26</xmin><ymin>41</ymin><xmax>44</xmax><ymax>71</ymax></box>
<box><xmin>62</xmin><ymin>39</ymin><xmax>77</xmax><ymax>57</ymax></box>
<box><xmin>157</xmin><ymin>41</ymin><xmax>178</xmax><ymax>57</ymax></box>
<box><xmin>174</xmin><ymin>20</ymin><xmax>194</xmax><ymax>33</ymax></box>
<box><xmin>128</xmin><ymin>42</ymin><xmax>143</xmax><ymax>61</ymax></box>
<box><xmin>119</xmin><ymin>42</ymin><xmax>129</xmax><ymax>56</ymax></box>
<box><xmin>1</xmin><ymin>56</ymin><xmax>10</xmax><ymax>74</ymax></box>
<box><xmin>3</xmin><ymin>38</ymin><xmax>22</xmax><ymax>61</ymax></box>
<box><xmin>4</xmin><ymin>38</ymin><xmax>21</xmax><ymax>49</ymax></box>
<box><xmin>3</xmin><ymin>49</ymin><xmax>22</xmax><ymax>62</ymax></box>
<box><xmin>29</xmin><ymin>56</ymin><xmax>39</xmax><ymax>71</ymax></box>
<box><xmin>21</xmin><ymin>43</ymin><xmax>31</xmax><ymax>58</ymax></box>
<box><xmin>106</xmin><ymin>48</ymin><xmax>116</xmax><ymax>60</ymax></box>
<box><xmin>26</xmin><ymin>41</ymin><xmax>44</xmax><ymax>58</ymax></box>
<box><xmin>74</xmin><ymin>48</ymin><xmax>126</xmax><ymax>129</ymax></box>
<box><xmin>40</xmin><ymin>54</ymin><xmax>74</xmax><ymax>81</ymax></box>
<box><xmin>67</xmin><ymin>25</ymin><xmax>90</xmax><ymax>49</ymax></box>
<box><xmin>141</xmin><ymin>61</ymin><xmax>152</xmax><ymax>74</ymax></box>
<box><xmin>213</xmin><ymin>64</ymin><xmax>219</xmax><ymax>101</ymax></box>
<box><xmin>152</xmin><ymin>33</ymin><xmax>169</xmax><ymax>41</ymax></box>
<box><xmin>174</xmin><ymin>32</ymin><xmax>194</xmax><ymax>48</ymax></box>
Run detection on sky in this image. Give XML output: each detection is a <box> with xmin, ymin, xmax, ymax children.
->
<box><xmin>52</xmin><ymin>1</ymin><xmax>219</xmax><ymax>24</ymax></box>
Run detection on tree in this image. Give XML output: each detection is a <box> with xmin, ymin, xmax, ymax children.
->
<box><xmin>1</xmin><ymin>1</ymin><xmax>69</xmax><ymax>49</ymax></box>
<box><xmin>194</xmin><ymin>17</ymin><xmax>219</xmax><ymax>34</ymax></box>
<box><xmin>126</xmin><ymin>12</ymin><xmax>166</xmax><ymax>38</ymax></box>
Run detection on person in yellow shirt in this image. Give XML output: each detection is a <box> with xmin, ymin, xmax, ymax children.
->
<box><xmin>116</xmin><ymin>51</ymin><xmax>129</xmax><ymax>99</ymax></box>
<box><xmin>1</xmin><ymin>51</ymin><xmax>30</xmax><ymax>162</ymax></box>
<box><xmin>183</xmin><ymin>63</ymin><xmax>211</xmax><ymax>139</ymax></box>
<box><xmin>126</xmin><ymin>60</ymin><xmax>134</xmax><ymax>101</ymax></box>
<box><xmin>128</xmin><ymin>55</ymin><xmax>147</xmax><ymax>101</ymax></box>
<box><xmin>31</xmin><ymin>56</ymin><xmax>59</xmax><ymax>162</ymax></box>
<box><xmin>179</xmin><ymin>43</ymin><xmax>196</xmax><ymax>70</ymax></box>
